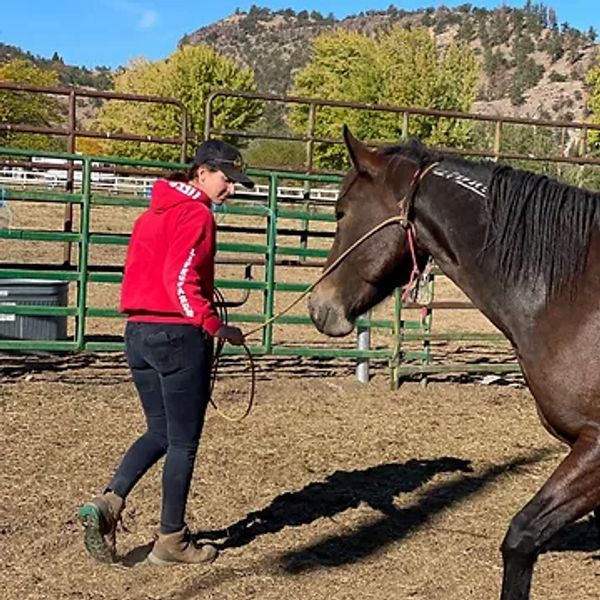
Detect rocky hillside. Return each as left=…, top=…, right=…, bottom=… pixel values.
left=185, top=3, right=599, bottom=123
left=0, top=43, right=113, bottom=90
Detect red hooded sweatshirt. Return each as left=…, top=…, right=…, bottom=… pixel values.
left=120, top=179, right=223, bottom=335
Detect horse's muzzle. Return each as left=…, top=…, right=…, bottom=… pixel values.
left=308, top=292, right=354, bottom=337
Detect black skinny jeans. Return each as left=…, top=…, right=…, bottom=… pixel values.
left=107, top=321, right=213, bottom=533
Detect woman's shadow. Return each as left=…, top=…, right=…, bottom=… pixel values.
left=195, top=456, right=472, bottom=551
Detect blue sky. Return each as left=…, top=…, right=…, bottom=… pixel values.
left=2, top=1, right=598, bottom=69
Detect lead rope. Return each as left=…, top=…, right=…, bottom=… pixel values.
left=209, top=287, right=256, bottom=423
left=210, top=161, right=438, bottom=422
left=208, top=217, right=405, bottom=423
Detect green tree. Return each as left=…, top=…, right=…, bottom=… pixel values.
left=0, top=58, right=64, bottom=150
left=508, top=57, right=544, bottom=105
left=585, top=63, right=600, bottom=152
left=94, top=45, right=263, bottom=161
left=287, top=30, right=381, bottom=168
left=489, top=9, right=510, bottom=45
left=288, top=27, right=479, bottom=169
left=457, top=18, right=476, bottom=42
left=512, top=34, right=535, bottom=65
left=546, top=30, right=565, bottom=62
left=245, top=139, right=306, bottom=170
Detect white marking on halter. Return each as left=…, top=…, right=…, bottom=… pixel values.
left=432, top=167, right=488, bottom=198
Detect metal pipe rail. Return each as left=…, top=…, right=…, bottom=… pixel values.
left=205, top=90, right=600, bottom=176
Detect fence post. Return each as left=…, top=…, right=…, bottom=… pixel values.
left=493, top=120, right=503, bottom=161
left=263, top=174, right=278, bottom=352
left=356, top=311, right=371, bottom=383
left=390, top=287, right=403, bottom=389
left=76, top=157, right=91, bottom=350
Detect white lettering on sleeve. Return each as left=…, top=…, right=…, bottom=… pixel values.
left=177, top=248, right=196, bottom=317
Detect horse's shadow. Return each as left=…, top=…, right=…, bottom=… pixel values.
left=117, top=456, right=473, bottom=568
left=120, top=448, right=577, bottom=576
left=195, top=457, right=472, bottom=551
left=193, top=449, right=570, bottom=573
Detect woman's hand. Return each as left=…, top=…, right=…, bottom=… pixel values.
left=215, top=325, right=245, bottom=346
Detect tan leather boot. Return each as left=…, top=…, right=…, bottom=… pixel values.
left=78, top=491, right=125, bottom=563
left=147, top=526, right=217, bottom=566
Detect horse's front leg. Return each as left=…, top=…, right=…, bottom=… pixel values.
left=500, top=425, right=600, bottom=600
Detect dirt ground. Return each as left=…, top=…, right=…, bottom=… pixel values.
left=1, top=354, right=599, bottom=600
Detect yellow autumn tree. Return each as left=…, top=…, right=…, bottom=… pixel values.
left=289, top=27, right=480, bottom=169
left=585, top=62, right=600, bottom=152
left=94, top=45, right=262, bottom=162
left=0, top=59, right=63, bottom=151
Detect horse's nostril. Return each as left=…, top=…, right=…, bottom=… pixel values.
left=318, top=305, right=335, bottom=330
left=308, top=295, right=336, bottom=331
left=314, top=305, right=330, bottom=330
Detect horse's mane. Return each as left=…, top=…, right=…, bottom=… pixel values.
left=382, top=138, right=600, bottom=298
left=485, top=166, right=600, bottom=298
left=381, top=138, right=445, bottom=166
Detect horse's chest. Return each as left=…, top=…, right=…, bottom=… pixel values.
left=520, top=314, right=600, bottom=442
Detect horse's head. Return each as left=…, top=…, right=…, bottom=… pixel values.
left=308, top=127, right=429, bottom=336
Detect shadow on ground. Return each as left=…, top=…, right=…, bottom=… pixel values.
left=113, top=447, right=566, bottom=600
left=191, top=448, right=558, bottom=573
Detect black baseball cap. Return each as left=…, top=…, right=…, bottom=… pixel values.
left=194, top=139, right=254, bottom=189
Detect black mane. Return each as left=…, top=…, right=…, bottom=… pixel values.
left=484, top=166, right=600, bottom=298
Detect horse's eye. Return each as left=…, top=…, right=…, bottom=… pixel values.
left=335, top=211, right=345, bottom=221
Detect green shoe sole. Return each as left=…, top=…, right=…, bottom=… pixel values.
left=78, top=503, right=115, bottom=564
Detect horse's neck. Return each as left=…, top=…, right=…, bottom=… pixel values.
left=414, top=185, right=539, bottom=345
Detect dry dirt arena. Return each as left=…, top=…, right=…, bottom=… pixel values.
left=2, top=186, right=600, bottom=599
left=2, top=354, right=599, bottom=600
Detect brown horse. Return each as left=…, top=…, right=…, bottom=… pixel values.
left=308, top=126, right=600, bottom=600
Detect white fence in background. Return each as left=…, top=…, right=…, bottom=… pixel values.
left=0, top=161, right=339, bottom=202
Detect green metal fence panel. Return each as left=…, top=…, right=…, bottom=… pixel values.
left=0, top=147, right=89, bottom=351
left=0, top=145, right=515, bottom=382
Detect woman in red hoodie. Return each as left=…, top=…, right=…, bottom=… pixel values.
left=78, top=140, right=254, bottom=566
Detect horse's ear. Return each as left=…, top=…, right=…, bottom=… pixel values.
left=342, top=125, right=384, bottom=177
